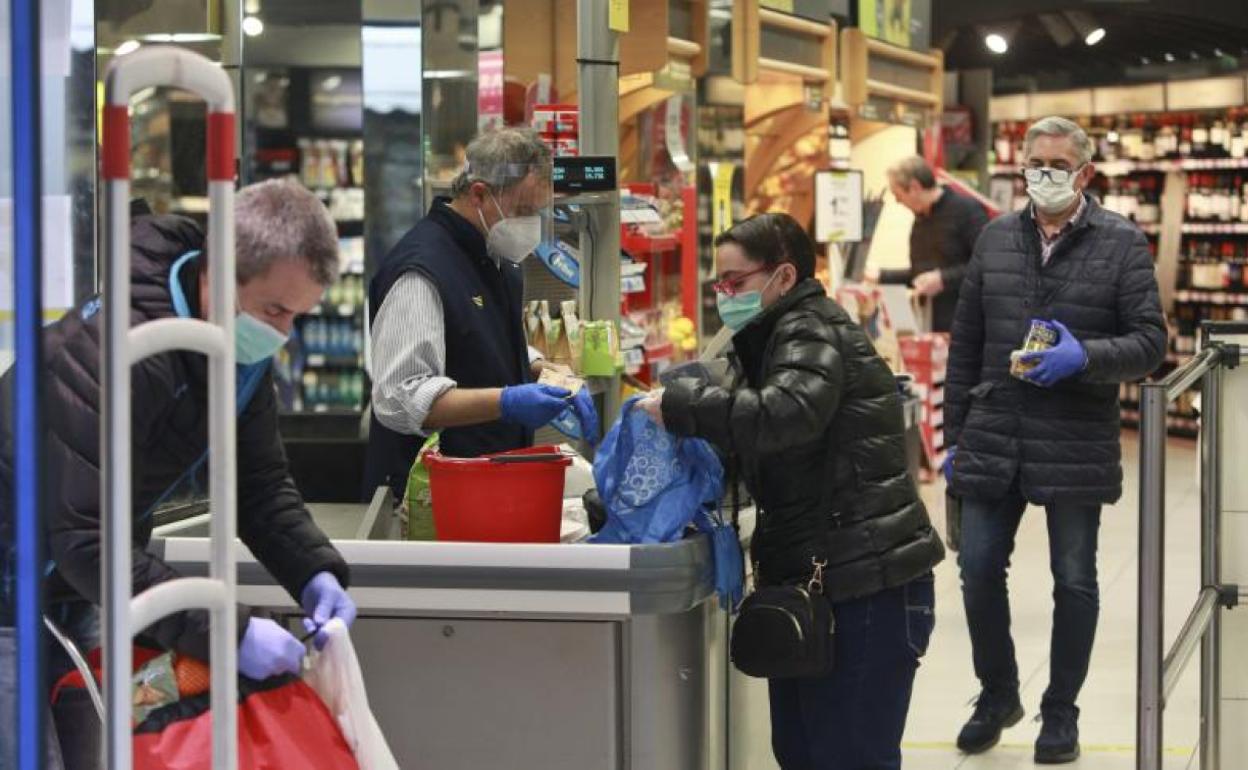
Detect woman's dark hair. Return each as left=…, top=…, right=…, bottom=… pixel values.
left=713, top=212, right=816, bottom=281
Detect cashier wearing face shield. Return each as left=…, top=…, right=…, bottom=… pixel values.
left=0, top=180, right=356, bottom=769
left=364, top=128, right=597, bottom=500
left=639, top=213, right=944, bottom=769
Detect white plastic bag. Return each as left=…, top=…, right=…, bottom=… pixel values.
left=303, top=619, right=400, bottom=770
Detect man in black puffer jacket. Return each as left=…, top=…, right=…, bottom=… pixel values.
left=944, top=116, right=1166, bottom=764
left=644, top=213, right=944, bottom=769
left=0, top=181, right=357, bottom=769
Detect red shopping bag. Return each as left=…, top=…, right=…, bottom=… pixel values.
left=52, top=647, right=361, bottom=770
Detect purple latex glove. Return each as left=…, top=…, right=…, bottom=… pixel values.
left=300, top=572, right=356, bottom=650
left=943, top=445, right=956, bottom=484
left=1018, top=319, right=1087, bottom=388
left=500, top=383, right=572, bottom=428
left=239, top=617, right=305, bottom=680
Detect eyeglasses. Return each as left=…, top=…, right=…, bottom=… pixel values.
left=712, top=266, right=773, bottom=297
left=1023, top=165, right=1084, bottom=185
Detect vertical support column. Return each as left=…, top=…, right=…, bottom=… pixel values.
left=219, top=0, right=243, bottom=171
left=1200, top=360, right=1222, bottom=770
left=10, top=0, right=44, bottom=768
left=577, top=0, right=623, bottom=425
left=1137, top=383, right=1168, bottom=770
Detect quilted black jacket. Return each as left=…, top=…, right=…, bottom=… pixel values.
left=663, top=280, right=944, bottom=601
left=0, top=214, right=349, bottom=655
left=945, top=196, right=1166, bottom=505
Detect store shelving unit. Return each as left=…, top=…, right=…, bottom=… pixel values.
left=244, top=66, right=368, bottom=416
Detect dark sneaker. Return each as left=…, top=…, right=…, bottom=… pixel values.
left=956, top=691, right=1024, bottom=754
left=1035, top=704, right=1081, bottom=764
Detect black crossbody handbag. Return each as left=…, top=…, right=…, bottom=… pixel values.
left=728, top=449, right=836, bottom=680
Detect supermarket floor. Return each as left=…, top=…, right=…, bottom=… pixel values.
left=902, top=433, right=1202, bottom=769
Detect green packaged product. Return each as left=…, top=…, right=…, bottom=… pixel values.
left=403, top=432, right=441, bottom=541
left=132, top=651, right=179, bottom=724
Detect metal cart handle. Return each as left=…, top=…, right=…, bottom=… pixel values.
left=101, top=45, right=238, bottom=770
left=42, top=615, right=104, bottom=722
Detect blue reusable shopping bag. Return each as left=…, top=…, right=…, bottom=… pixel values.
left=590, top=397, right=744, bottom=609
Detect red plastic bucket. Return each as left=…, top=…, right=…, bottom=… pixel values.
left=422, top=445, right=572, bottom=543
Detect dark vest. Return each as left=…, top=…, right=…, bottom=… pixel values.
left=362, top=199, right=532, bottom=499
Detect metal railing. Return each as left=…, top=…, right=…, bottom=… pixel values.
left=1137, top=341, right=1242, bottom=770
left=102, top=47, right=238, bottom=770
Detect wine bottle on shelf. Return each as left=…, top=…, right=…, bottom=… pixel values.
left=1193, top=114, right=1210, bottom=158
left=1233, top=116, right=1248, bottom=160
left=1179, top=115, right=1194, bottom=157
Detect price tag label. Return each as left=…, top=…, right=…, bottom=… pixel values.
left=609, top=0, right=629, bottom=32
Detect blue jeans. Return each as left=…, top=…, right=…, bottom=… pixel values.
left=768, top=575, right=935, bottom=770
left=957, top=490, right=1100, bottom=709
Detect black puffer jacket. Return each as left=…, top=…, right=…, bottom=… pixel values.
left=663, top=280, right=944, bottom=602
left=946, top=196, right=1166, bottom=505
left=0, top=214, right=349, bottom=655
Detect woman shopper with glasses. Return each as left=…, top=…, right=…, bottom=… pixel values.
left=638, top=212, right=945, bottom=769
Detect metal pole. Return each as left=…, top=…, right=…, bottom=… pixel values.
left=10, top=0, right=44, bottom=767
left=1162, top=586, right=1218, bottom=704
left=576, top=0, right=623, bottom=426
left=1200, top=360, right=1222, bottom=770
left=1138, top=383, right=1167, bottom=770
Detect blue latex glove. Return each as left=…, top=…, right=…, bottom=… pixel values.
left=711, top=522, right=745, bottom=611
left=943, top=445, right=956, bottom=484
left=300, top=571, right=356, bottom=650
left=500, top=383, right=572, bottom=429
left=567, top=386, right=600, bottom=445
left=1018, top=319, right=1087, bottom=388
left=239, top=617, right=305, bottom=680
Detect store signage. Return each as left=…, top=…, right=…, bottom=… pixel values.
left=815, top=170, right=864, bottom=244
left=1166, top=75, right=1246, bottom=112
left=553, top=156, right=618, bottom=194
left=856, top=0, right=931, bottom=51
left=1028, top=89, right=1094, bottom=119
left=609, top=0, right=629, bottom=33
left=858, top=96, right=928, bottom=128
left=478, top=51, right=504, bottom=131
left=710, top=162, right=736, bottom=240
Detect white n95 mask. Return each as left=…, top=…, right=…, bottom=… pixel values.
left=481, top=193, right=542, bottom=263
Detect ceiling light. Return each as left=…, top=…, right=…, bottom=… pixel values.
left=115, top=39, right=140, bottom=56
left=1215, top=48, right=1225, bottom=57
left=244, top=0, right=261, bottom=13
left=985, top=33, right=1009, bottom=54
left=321, top=75, right=342, bottom=91
left=1165, top=52, right=1176, bottom=62
left=1141, top=56, right=1151, bottom=65
left=242, top=16, right=264, bottom=37
left=1064, top=11, right=1105, bottom=47
left=139, top=32, right=222, bottom=43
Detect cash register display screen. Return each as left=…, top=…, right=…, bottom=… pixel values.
left=553, top=156, right=617, bottom=193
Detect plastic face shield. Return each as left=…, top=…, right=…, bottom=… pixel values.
left=466, top=158, right=555, bottom=251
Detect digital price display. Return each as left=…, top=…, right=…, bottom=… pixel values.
left=553, top=156, right=618, bottom=194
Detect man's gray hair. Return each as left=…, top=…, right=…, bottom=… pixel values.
left=887, top=155, right=937, bottom=190
left=235, top=178, right=338, bottom=286
left=450, top=127, right=553, bottom=197
left=1024, top=116, right=1094, bottom=165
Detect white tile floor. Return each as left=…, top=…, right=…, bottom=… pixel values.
left=903, top=433, right=1203, bottom=769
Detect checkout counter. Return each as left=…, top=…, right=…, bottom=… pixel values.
left=148, top=392, right=921, bottom=769
left=151, top=493, right=769, bottom=769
